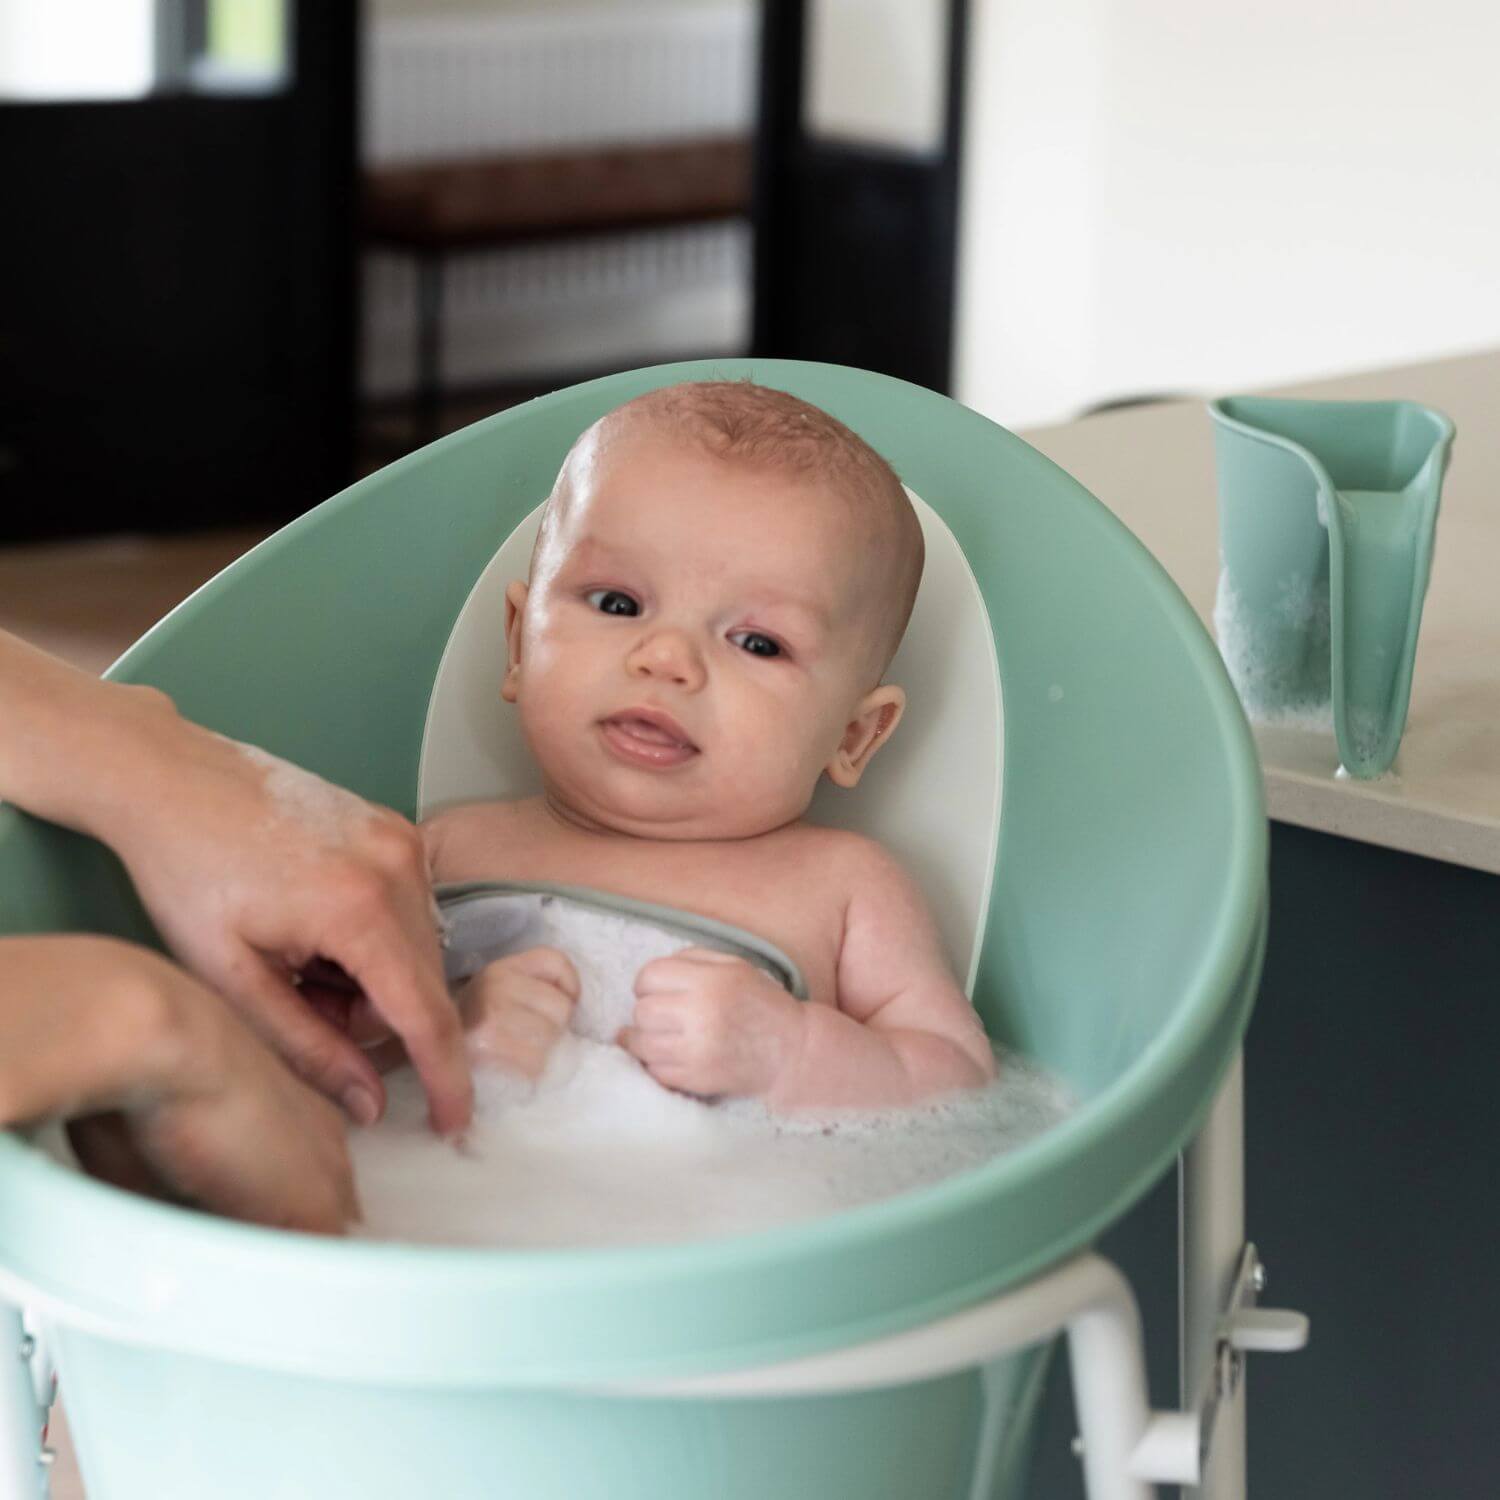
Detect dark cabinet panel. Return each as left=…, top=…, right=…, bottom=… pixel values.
left=752, top=0, right=967, bottom=394
left=0, top=4, right=356, bottom=540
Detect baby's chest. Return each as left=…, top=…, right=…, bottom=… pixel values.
left=443, top=828, right=847, bottom=1005
left=574, top=856, right=842, bottom=1004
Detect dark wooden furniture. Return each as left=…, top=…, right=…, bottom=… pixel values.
left=362, top=137, right=752, bottom=441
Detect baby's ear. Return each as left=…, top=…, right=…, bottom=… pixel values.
left=826, top=685, right=905, bottom=789
left=501, top=580, right=529, bottom=703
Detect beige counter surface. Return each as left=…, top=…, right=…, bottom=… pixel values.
left=1020, top=348, right=1500, bottom=875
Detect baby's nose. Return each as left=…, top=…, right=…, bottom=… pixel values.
left=626, top=628, right=706, bottom=689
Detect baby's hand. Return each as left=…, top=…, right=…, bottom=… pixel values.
left=459, top=947, right=579, bottom=1081
left=619, top=948, right=805, bottom=1099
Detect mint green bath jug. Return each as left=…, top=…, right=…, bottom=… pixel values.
left=1208, top=396, right=1454, bottom=778
left=0, top=360, right=1267, bottom=1500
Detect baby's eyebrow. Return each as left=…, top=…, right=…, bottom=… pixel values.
left=550, top=535, right=648, bottom=581
left=559, top=536, right=835, bottom=634
left=742, top=593, right=833, bottom=635
left=559, top=535, right=626, bottom=566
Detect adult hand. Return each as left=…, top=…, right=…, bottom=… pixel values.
left=105, top=699, right=473, bottom=1134
left=0, top=936, right=358, bottom=1234
left=0, top=633, right=471, bottom=1134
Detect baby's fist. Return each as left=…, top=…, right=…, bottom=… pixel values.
left=459, top=947, right=579, bottom=1081
left=620, top=948, right=803, bottom=1099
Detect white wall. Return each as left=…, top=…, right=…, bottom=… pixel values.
left=955, top=0, right=1500, bottom=428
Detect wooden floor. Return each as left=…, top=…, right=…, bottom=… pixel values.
left=0, top=527, right=270, bottom=674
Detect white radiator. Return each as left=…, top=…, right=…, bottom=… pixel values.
left=361, top=1, right=758, bottom=399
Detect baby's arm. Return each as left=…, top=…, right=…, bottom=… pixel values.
left=625, top=843, right=994, bottom=1111
left=767, top=845, right=995, bottom=1111
left=422, top=812, right=579, bottom=1081
left=459, top=948, right=579, bottom=1081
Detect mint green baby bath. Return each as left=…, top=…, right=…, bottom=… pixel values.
left=0, top=362, right=1265, bottom=1498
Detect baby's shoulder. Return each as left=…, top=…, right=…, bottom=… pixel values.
left=422, top=798, right=536, bottom=879
left=780, top=822, right=915, bottom=894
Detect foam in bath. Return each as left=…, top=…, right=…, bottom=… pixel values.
left=350, top=1038, right=1070, bottom=1249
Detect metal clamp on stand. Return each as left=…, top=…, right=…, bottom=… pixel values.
left=1196, top=1244, right=1308, bottom=1477
left=2, top=1303, right=55, bottom=1500
left=1124, top=1242, right=1309, bottom=1492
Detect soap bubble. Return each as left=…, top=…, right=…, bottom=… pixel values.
left=350, top=1040, right=1071, bottom=1249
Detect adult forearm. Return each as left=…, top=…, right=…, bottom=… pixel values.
left=0, top=934, right=359, bottom=1232
left=0, top=629, right=178, bottom=847
left=0, top=628, right=473, bottom=1135
left=0, top=936, right=188, bottom=1127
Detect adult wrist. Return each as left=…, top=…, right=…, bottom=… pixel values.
left=0, top=937, right=201, bottom=1125
left=69, top=682, right=189, bottom=854
left=93, top=939, right=211, bottom=1104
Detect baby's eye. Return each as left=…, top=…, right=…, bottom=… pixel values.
left=586, top=589, right=639, bottom=617
left=730, top=630, right=782, bottom=659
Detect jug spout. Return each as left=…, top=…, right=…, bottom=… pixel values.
left=1209, top=397, right=1454, bottom=778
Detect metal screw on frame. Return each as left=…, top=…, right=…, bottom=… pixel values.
left=1215, top=1342, right=1243, bottom=1400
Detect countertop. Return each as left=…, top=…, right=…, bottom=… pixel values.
left=1019, top=348, right=1500, bottom=874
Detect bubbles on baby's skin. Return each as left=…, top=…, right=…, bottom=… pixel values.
left=349, top=1042, right=1072, bottom=1249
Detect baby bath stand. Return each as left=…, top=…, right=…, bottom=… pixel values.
left=1, top=1054, right=1305, bottom=1499
left=0, top=357, right=1300, bottom=1499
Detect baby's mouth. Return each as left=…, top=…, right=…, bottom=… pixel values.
left=600, top=711, right=699, bottom=768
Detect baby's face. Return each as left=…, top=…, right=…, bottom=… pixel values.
left=504, top=425, right=900, bottom=840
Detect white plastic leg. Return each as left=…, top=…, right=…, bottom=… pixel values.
left=1063, top=1258, right=1156, bottom=1500
left=1181, top=1053, right=1246, bottom=1500
left=0, top=1304, right=48, bottom=1500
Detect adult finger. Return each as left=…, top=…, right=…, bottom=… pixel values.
left=329, top=911, right=471, bottom=1135
left=66, top=1113, right=167, bottom=1201
left=221, top=947, right=387, bottom=1128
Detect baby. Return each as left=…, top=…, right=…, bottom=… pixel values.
left=426, top=381, right=995, bottom=1112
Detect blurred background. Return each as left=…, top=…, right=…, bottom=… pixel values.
left=5, top=6, right=1500, bottom=1497
left=4, top=1, right=1499, bottom=568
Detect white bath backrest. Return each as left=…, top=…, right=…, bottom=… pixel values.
left=417, top=492, right=1002, bottom=993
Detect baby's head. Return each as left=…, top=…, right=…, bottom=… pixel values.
left=502, top=380, right=924, bottom=839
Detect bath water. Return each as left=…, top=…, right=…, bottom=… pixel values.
left=350, top=1037, right=1071, bottom=1248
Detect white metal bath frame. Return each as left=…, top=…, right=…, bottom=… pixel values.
left=1, top=1049, right=1306, bottom=1500
left=638, top=1051, right=1309, bottom=1500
